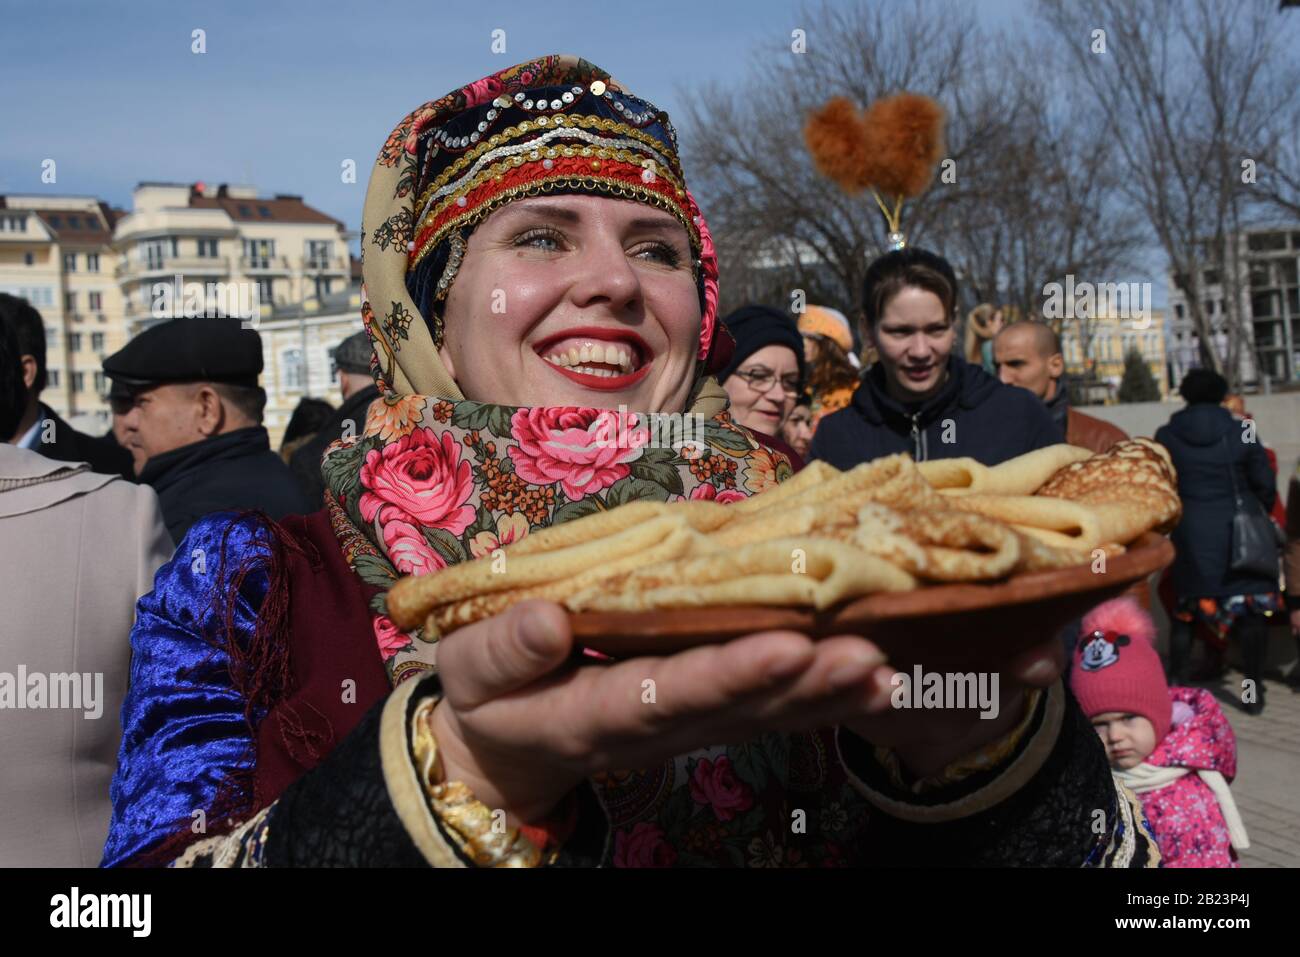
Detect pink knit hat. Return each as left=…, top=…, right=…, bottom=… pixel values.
left=1069, top=597, right=1171, bottom=741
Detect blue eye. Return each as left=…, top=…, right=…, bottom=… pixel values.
left=515, top=228, right=564, bottom=251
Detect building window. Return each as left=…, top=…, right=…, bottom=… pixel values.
left=88, top=291, right=102, bottom=311
left=23, top=252, right=33, bottom=266
left=0, top=214, right=28, bottom=232
left=50, top=215, right=62, bottom=228
left=1174, top=303, right=1184, bottom=320
left=244, top=239, right=275, bottom=269
left=197, top=238, right=219, bottom=257
left=94, top=371, right=106, bottom=393
left=68, top=332, right=83, bottom=351
left=87, top=253, right=100, bottom=272
left=282, top=348, right=305, bottom=391
left=141, top=238, right=171, bottom=270
left=258, top=205, right=272, bottom=218
left=65, top=292, right=77, bottom=313
left=63, top=253, right=77, bottom=272
left=1247, top=232, right=1287, bottom=253
left=91, top=332, right=105, bottom=352
left=71, top=372, right=84, bottom=393
left=306, top=240, right=333, bottom=269
left=47, top=369, right=60, bottom=388
left=238, top=205, right=252, bottom=218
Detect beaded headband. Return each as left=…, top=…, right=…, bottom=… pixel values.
left=407, top=79, right=702, bottom=303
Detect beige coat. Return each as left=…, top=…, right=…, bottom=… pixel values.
left=0, top=444, right=172, bottom=866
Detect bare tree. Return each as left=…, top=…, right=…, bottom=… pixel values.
left=1037, top=0, right=1300, bottom=389
left=678, top=0, right=1144, bottom=355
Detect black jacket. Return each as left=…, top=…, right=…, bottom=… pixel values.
left=809, top=357, right=1063, bottom=469
left=1154, top=403, right=1278, bottom=599
left=29, top=403, right=134, bottom=480
left=289, top=385, right=379, bottom=509
left=139, top=426, right=310, bottom=542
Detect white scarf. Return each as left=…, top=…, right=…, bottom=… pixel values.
left=1117, top=763, right=1250, bottom=851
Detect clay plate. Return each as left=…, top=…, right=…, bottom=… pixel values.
left=567, top=532, right=1174, bottom=669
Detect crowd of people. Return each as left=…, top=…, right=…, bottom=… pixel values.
left=2, top=55, right=1298, bottom=869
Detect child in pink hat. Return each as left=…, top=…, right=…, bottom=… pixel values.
left=1070, top=597, right=1248, bottom=867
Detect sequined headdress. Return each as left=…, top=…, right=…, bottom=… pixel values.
left=360, top=54, right=729, bottom=398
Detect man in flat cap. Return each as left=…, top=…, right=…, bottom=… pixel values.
left=289, top=329, right=380, bottom=508
left=104, top=317, right=310, bottom=541
left=1, top=293, right=134, bottom=479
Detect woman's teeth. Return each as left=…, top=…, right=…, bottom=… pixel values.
left=544, top=343, right=637, bottom=376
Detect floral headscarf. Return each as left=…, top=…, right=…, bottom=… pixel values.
left=328, top=56, right=788, bottom=685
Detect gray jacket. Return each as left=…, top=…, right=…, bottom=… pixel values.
left=0, top=444, right=172, bottom=866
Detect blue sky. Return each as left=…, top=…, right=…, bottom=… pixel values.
left=0, top=0, right=1027, bottom=237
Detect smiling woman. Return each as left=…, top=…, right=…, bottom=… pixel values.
left=103, top=55, right=1154, bottom=870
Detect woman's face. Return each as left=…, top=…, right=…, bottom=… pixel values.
left=1090, top=711, right=1158, bottom=770
left=782, top=404, right=814, bottom=458
left=869, top=286, right=955, bottom=403
left=437, top=194, right=701, bottom=413
left=723, top=343, right=800, bottom=434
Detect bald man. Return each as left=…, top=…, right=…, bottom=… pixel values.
left=994, top=322, right=1127, bottom=454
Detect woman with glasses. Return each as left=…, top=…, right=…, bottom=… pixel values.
left=716, top=305, right=805, bottom=454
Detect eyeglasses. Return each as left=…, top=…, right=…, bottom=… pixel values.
left=732, top=366, right=802, bottom=397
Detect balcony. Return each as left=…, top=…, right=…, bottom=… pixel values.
left=240, top=255, right=292, bottom=273
left=304, top=256, right=349, bottom=272
left=116, top=256, right=234, bottom=279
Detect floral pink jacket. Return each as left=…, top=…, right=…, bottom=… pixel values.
left=1136, top=687, right=1239, bottom=868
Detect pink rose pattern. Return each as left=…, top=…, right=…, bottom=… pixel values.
left=359, top=428, right=476, bottom=534
left=372, top=615, right=412, bottom=662
left=689, top=483, right=748, bottom=505
left=613, top=822, right=678, bottom=868
left=507, top=407, right=650, bottom=500
left=689, top=756, right=755, bottom=822
left=324, top=394, right=792, bottom=686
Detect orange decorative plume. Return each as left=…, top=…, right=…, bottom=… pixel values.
left=803, top=91, right=946, bottom=245
left=860, top=93, right=945, bottom=199
left=803, top=96, right=872, bottom=193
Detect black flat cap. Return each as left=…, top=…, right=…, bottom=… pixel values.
left=332, top=330, right=372, bottom=375
left=103, top=317, right=263, bottom=389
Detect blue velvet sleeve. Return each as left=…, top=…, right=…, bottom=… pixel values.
left=101, top=512, right=272, bottom=867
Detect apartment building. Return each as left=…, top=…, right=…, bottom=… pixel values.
left=1060, top=308, right=1168, bottom=402
left=257, top=288, right=367, bottom=448
left=113, top=181, right=351, bottom=335
left=1166, top=225, right=1300, bottom=389
left=0, top=195, right=129, bottom=432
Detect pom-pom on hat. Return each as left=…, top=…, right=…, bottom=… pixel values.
left=1069, top=597, right=1171, bottom=742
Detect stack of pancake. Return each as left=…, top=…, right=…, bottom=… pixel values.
left=387, top=440, right=1181, bottom=636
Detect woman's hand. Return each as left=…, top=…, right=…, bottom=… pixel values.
left=429, top=600, right=898, bottom=825
left=430, top=600, right=1068, bottom=824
